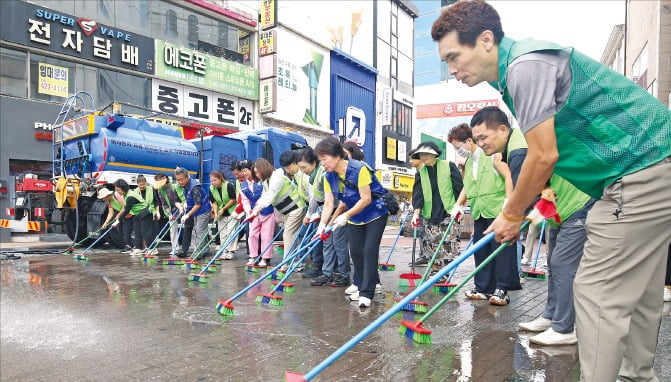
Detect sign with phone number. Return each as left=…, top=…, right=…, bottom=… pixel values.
left=38, top=62, right=68, bottom=97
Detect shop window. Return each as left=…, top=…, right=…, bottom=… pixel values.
left=9, top=159, right=53, bottom=177
left=393, top=101, right=412, bottom=138
left=0, top=48, right=28, bottom=98
left=165, top=10, right=178, bottom=37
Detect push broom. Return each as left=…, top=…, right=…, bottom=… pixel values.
left=246, top=227, right=285, bottom=273
left=522, top=219, right=547, bottom=280
left=277, top=223, right=318, bottom=278
left=63, top=226, right=106, bottom=255
left=433, top=237, right=473, bottom=294
left=163, top=220, right=186, bottom=266
left=73, top=220, right=118, bottom=261
left=141, top=211, right=180, bottom=262
left=216, top=228, right=329, bottom=316
left=378, top=211, right=410, bottom=271
left=283, top=226, right=501, bottom=382
left=185, top=215, right=238, bottom=266
left=400, top=220, right=531, bottom=344
left=268, top=224, right=322, bottom=290
left=187, top=217, right=252, bottom=283
left=285, top=196, right=558, bottom=381
left=257, top=237, right=323, bottom=305
left=395, top=217, right=457, bottom=312
left=397, top=227, right=422, bottom=288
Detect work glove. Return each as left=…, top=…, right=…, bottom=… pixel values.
left=332, top=214, right=349, bottom=230
left=308, top=211, right=321, bottom=223
left=411, top=214, right=420, bottom=227
left=154, top=211, right=161, bottom=220
left=111, top=220, right=119, bottom=228
left=180, top=215, right=189, bottom=224
left=249, top=209, right=260, bottom=218
left=450, top=205, right=463, bottom=223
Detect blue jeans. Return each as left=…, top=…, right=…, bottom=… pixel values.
left=322, top=223, right=350, bottom=279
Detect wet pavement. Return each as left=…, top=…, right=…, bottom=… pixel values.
left=1, top=229, right=670, bottom=381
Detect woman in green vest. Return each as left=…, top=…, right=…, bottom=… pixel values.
left=154, top=173, right=185, bottom=256
left=448, top=123, right=518, bottom=306
left=209, top=170, right=238, bottom=260
left=410, top=142, right=463, bottom=272
left=431, top=3, right=671, bottom=379
left=113, top=176, right=153, bottom=256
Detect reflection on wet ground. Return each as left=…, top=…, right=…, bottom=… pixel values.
left=1, top=242, right=669, bottom=381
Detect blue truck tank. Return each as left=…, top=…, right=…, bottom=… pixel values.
left=61, top=114, right=199, bottom=177
left=228, top=128, right=307, bottom=168
left=193, top=135, right=247, bottom=187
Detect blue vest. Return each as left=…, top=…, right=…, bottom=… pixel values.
left=240, top=180, right=274, bottom=216
left=184, top=179, right=211, bottom=217
left=325, top=159, right=388, bottom=224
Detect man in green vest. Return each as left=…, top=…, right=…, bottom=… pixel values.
left=432, top=2, right=671, bottom=380
left=448, top=123, right=519, bottom=306
left=410, top=141, right=463, bottom=272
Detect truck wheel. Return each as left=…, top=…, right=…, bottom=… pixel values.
left=64, top=209, right=89, bottom=243
left=87, top=199, right=124, bottom=249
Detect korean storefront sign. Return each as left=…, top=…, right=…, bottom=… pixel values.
left=259, top=30, right=276, bottom=56
left=37, top=62, right=68, bottom=97
left=259, top=78, right=277, bottom=113
left=417, top=99, right=500, bottom=119
left=385, top=137, right=397, bottom=161
left=260, top=0, right=277, bottom=31
left=155, top=40, right=259, bottom=101
left=0, top=1, right=154, bottom=74
left=151, top=79, right=254, bottom=129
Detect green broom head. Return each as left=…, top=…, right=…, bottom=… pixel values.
left=256, top=293, right=283, bottom=306
left=271, top=281, right=295, bottom=293
left=284, top=371, right=307, bottom=382
left=523, top=269, right=547, bottom=279
left=251, top=265, right=262, bottom=273
left=432, top=282, right=456, bottom=294
left=266, top=270, right=281, bottom=280
left=188, top=273, right=209, bottom=282
left=73, top=254, right=88, bottom=261
left=185, top=263, right=201, bottom=270
left=397, top=278, right=417, bottom=288
left=399, top=320, right=432, bottom=344
left=216, top=299, right=235, bottom=316
left=378, top=263, right=396, bottom=271
left=204, top=265, right=217, bottom=273
left=141, top=255, right=156, bottom=262
left=277, top=271, right=286, bottom=279
left=64, top=247, right=74, bottom=255
left=163, top=258, right=184, bottom=266
left=394, top=297, right=428, bottom=313
left=213, top=260, right=222, bottom=265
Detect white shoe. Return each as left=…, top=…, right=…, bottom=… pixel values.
left=224, top=252, right=234, bottom=260
left=529, top=328, right=577, bottom=346
left=521, top=258, right=531, bottom=266
left=375, top=284, right=382, bottom=294
left=348, top=292, right=360, bottom=301
left=345, top=284, right=359, bottom=295
left=664, top=287, right=671, bottom=302
left=520, top=276, right=526, bottom=285
left=150, top=248, right=158, bottom=256
left=131, top=248, right=142, bottom=256
left=519, top=317, right=552, bottom=332
left=259, top=259, right=267, bottom=267
left=358, top=297, right=371, bottom=308
left=246, top=257, right=255, bottom=266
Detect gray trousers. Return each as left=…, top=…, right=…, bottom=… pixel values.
left=190, top=213, right=211, bottom=257
left=574, top=157, right=671, bottom=382
left=542, top=201, right=592, bottom=333
left=322, top=224, right=350, bottom=279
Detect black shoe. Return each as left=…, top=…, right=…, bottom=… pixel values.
left=176, top=251, right=188, bottom=258
left=120, top=245, right=132, bottom=254
left=302, top=269, right=321, bottom=279
left=310, top=274, right=330, bottom=286
left=428, top=270, right=448, bottom=283
left=411, top=256, right=430, bottom=266
left=330, top=276, right=350, bottom=287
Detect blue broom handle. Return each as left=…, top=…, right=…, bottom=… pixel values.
left=531, top=219, right=546, bottom=269
left=301, top=231, right=496, bottom=381
left=79, top=221, right=117, bottom=255
left=382, top=212, right=409, bottom=263
left=271, top=239, right=321, bottom=293
left=146, top=211, right=179, bottom=250
left=286, top=223, right=317, bottom=270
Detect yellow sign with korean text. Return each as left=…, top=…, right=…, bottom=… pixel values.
left=386, top=137, right=397, bottom=160
left=260, top=0, right=277, bottom=31
left=38, top=62, right=68, bottom=97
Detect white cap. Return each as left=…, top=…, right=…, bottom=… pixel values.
left=97, top=188, right=113, bottom=199
left=413, top=146, right=440, bottom=157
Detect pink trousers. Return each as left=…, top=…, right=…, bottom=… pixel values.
left=248, top=213, right=276, bottom=259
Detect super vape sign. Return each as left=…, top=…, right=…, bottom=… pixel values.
left=0, top=1, right=154, bottom=74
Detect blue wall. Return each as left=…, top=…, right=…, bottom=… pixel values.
left=330, top=50, right=377, bottom=167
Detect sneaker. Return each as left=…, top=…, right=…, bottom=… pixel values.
left=176, top=251, right=188, bottom=258
left=520, top=273, right=526, bottom=284
left=519, top=317, right=552, bottom=332
left=279, top=264, right=289, bottom=272
left=521, top=258, right=531, bottom=266
left=375, top=284, right=383, bottom=294
left=664, top=287, right=671, bottom=302
left=130, top=248, right=143, bottom=256
left=224, top=252, right=234, bottom=260
left=358, top=296, right=371, bottom=308
left=465, top=288, right=488, bottom=300
left=412, top=256, right=430, bottom=266
left=258, top=259, right=267, bottom=267
left=489, top=288, right=510, bottom=306
left=345, top=284, right=359, bottom=295
left=302, top=269, right=321, bottom=279
left=246, top=257, right=255, bottom=266
left=348, top=292, right=360, bottom=301
left=120, top=246, right=132, bottom=254
left=429, top=270, right=448, bottom=283
left=529, top=328, right=577, bottom=346
left=310, top=274, right=331, bottom=286
left=330, top=276, right=350, bottom=287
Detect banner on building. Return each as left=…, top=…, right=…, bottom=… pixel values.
left=260, top=0, right=277, bottom=30
left=151, top=79, right=254, bottom=129
left=37, top=62, right=68, bottom=97
left=0, top=1, right=154, bottom=74
left=155, top=40, right=259, bottom=100
left=259, top=78, right=277, bottom=113
left=259, top=30, right=277, bottom=56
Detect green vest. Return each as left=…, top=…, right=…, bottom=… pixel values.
left=506, top=128, right=590, bottom=226
left=294, top=171, right=311, bottom=203
left=548, top=175, right=591, bottom=228
left=158, top=183, right=185, bottom=215
left=109, top=198, right=123, bottom=212
left=270, top=172, right=305, bottom=215
left=310, top=164, right=325, bottom=202
left=209, top=182, right=235, bottom=214
left=493, top=36, right=671, bottom=199
left=463, top=152, right=506, bottom=219
left=126, top=188, right=149, bottom=216
left=419, top=160, right=456, bottom=220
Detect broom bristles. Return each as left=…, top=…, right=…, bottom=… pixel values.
left=398, top=320, right=432, bottom=344
left=216, top=299, right=234, bottom=316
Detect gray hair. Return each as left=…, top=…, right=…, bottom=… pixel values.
left=174, top=167, right=189, bottom=178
